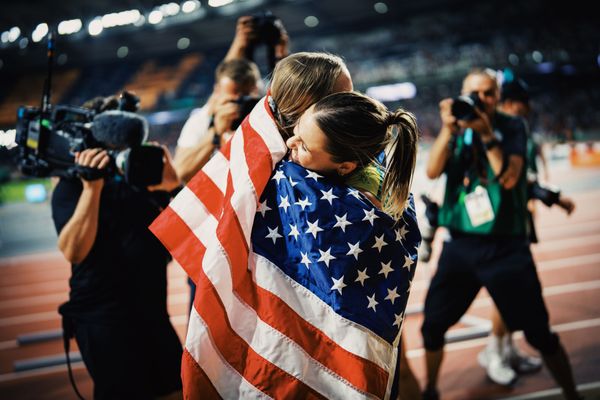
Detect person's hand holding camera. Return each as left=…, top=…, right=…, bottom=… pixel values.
left=226, top=16, right=259, bottom=61
left=458, top=106, right=494, bottom=143
left=75, top=148, right=110, bottom=191
left=274, top=20, right=289, bottom=61
left=213, top=94, right=241, bottom=137
left=439, top=98, right=459, bottom=134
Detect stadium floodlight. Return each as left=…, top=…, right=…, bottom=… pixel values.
left=31, top=23, right=49, bottom=42
left=366, top=82, right=417, bottom=102
left=161, top=2, right=181, bottom=16
left=148, top=10, right=164, bottom=24
left=8, top=27, right=21, bottom=42
left=58, top=19, right=82, bottom=35
left=182, top=0, right=200, bottom=13
left=304, top=16, right=319, bottom=28
left=88, top=18, right=104, bottom=36
left=101, top=10, right=141, bottom=28
left=208, top=0, right=234, bottom=7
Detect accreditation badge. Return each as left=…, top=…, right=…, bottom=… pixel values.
left=464, top=185, right=494, bottom=227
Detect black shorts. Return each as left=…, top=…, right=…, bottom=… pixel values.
left=421, top=234, right=558, bottom=354
left=74, top=318, right=183, bottom=400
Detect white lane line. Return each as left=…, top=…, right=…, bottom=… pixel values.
left=410, top=254, right=600, bottom=292
left=534, top=233, right=600, bottom=252
left=0, top=362, right=86, bottom=383
left=499, top=380, right=600, bottom=400
left=471, top=280, right=600, bottom=309
left=406, top=317, right=600, bottom=359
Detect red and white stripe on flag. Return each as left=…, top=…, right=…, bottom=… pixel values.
left=150, top=97, right=398, bottom=399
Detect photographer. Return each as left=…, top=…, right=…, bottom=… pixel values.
left=174, top=14, right=289, bottom=183
left=174, top=58, right=261, bottom=182
left=420, top=69, right=580, bottom=400
left=51, top=100, right=184, bottom=399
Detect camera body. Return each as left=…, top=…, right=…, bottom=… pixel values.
left=14, top=94, right=163, bottom=186
left=231, top=95, right=261, bottom=129
left=246, top=11, right=284, bottom=72
left=451, top=93, right=485, bottom=121
left=252, top=12, right=283, bottom=47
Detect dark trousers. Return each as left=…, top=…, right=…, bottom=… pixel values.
left=74, top=318, right=183, bottom=399
left=421, top=234, right=559, bottom=355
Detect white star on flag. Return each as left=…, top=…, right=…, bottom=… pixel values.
left=333, top=213, right=352, bottom=232
left=317, top=247, right=336, bottom=267
left=305, top=219, right=323, bottom=239
left=306, top=170, right=323, bottom=181
left=271, top=169, right=285, bottom=184
left=362, top=208, right=379, bottom=226
left=257, top=200, right=272, bottom=217
left=367, top=294, right=378, bottom=311
left=355, top=268, right=369, bottom=286
left=403, top=255, right=414, bottom=270
left=384, top=287, right=400, bottom=304
left=395, top=225, right=409, bottom=242
left=300, top=252, right=311, bottom=268
left=265, top=226, right=282, bottom=244
left=289, top=176, right=298, bottom=187
left=330, top=275, right=347, bottom=295
left=348, top=188, right=362, bottom=199
left=279, top=195, right=291, bottom=212
left=379, top=261, right=394, bottom=278
left=346, top=241, right=363, bottom=260
left=320, top=189, right=338, bottom=205
left=393, top=313, right=404, bottom=327
left=372, top=234, right=387, bottom=252
left=288, top=224, right=300, bottom=240
left=295, top=197, right=313, bottom=210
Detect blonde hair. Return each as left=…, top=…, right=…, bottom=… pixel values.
left=270, top=52, right=348, bottom=138
left=313, top=91, right=419, bottom=220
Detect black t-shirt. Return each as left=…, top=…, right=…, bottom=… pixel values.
left=51, top=176, right=172, bottom=324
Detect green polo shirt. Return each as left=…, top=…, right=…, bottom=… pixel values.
left=438, top=112, right=529, bottom=236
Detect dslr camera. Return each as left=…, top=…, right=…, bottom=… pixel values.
left=14, top=91, right=164, bottom=187
left=231, top=95, right=261, bottom=129
left=245, top=11, right=285, bottom=72
left=451, top=93, right=485, bottom=121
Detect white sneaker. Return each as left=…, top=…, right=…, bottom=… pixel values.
left=505, top=345, right=543, bottom=374
left=478, top=346, right=518, bottom=386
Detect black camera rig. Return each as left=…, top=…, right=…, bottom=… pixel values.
left=11, top=32, right=163, bottom=187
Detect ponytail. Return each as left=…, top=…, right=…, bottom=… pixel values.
left=381, top=109, right=419, bottom=219
left=312, top=92, right=419, bottom=220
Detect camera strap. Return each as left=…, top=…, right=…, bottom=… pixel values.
left=61, top=316, right=86, bottom=400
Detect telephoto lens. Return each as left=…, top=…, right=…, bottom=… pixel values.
left=451, top=93, right=484, bottom=121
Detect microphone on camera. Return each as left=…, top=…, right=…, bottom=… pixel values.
left=91, top=110, right=148, bottom=150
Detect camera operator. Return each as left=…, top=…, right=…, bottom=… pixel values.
left=420, top=69, right=580, bottom=400
left=51, top=99, right=184, bottom=399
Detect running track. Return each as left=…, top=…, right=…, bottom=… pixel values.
left=0, top=158, right=598, bottom=399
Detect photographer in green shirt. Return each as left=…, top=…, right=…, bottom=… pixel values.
left=420, top=68, right=580, bottom=400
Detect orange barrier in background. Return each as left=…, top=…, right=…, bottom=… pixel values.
left=570, top=142, right=600, bottom=167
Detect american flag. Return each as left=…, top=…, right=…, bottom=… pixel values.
left=150, top=96, right=420, bottom=399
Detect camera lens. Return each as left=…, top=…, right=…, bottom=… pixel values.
left=451, top=93, right=482, bottom=121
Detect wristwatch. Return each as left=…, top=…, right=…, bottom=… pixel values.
left=483, top=138, right=501, bottom=151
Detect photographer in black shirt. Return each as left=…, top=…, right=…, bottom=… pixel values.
left=51, top=98, right=184, bottom=399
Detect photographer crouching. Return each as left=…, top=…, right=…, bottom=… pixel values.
left=51, top=94, right=183, bottom=399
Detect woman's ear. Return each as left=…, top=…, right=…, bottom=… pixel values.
left=337, top=161, right=358, bottom=177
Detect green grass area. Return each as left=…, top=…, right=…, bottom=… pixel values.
left=0, top=178, right=53, bottom=204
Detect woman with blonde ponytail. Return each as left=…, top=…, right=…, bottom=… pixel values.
left=286, top=90, right=419, bottom=220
